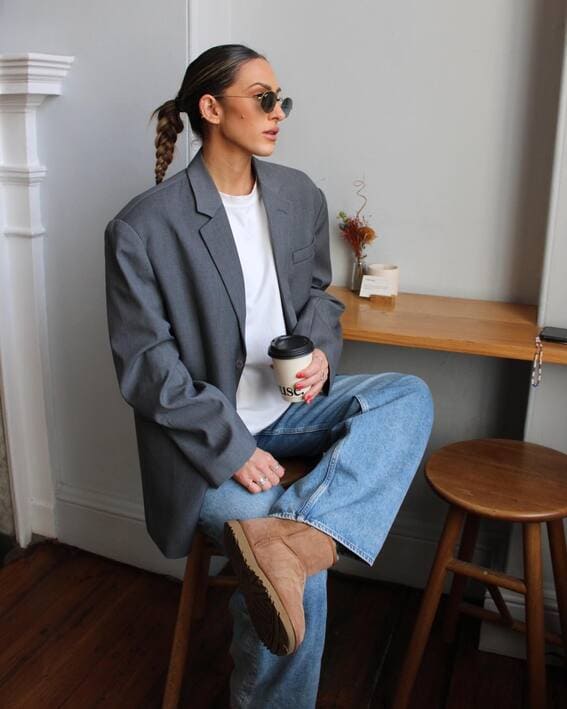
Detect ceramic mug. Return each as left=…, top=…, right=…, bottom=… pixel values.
left=366, top=263, right=399, bottom=295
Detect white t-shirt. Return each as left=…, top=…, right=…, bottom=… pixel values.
left=220, top=182, right=290, bottom=434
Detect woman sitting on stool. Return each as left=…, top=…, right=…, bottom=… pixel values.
left=104, top=43, right=434, bottom=708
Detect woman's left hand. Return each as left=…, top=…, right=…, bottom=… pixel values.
left=295, top=348, right=329, bottom=404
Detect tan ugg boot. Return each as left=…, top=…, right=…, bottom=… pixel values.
left=224, top=517, right=338, bottom=656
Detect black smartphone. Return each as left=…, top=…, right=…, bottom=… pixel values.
left=539, top=326, right=567, bottom=344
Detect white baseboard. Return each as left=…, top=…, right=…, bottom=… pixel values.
left=56, top=483, right=186, bottom=578
left=336, top=514, right=500, bottom=590
left=54, top=483, right=565, bottom=664
left=334, top=527, right=443, bottom=588
left=31, top=498, right=56, bottom=538
left=55, top=483, right=506, bottom=590
left=479, top=589, right=563, bottom=665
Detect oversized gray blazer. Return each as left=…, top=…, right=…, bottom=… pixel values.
left=104, top=149, right=345, bottom=558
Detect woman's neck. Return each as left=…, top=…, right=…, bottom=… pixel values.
left=201, top=143, right=255, bottom=196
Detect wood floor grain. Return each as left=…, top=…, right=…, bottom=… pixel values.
left=0, top=542, right=565, bottom=708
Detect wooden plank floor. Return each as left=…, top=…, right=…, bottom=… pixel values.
left=0, top=542, right=565, bottom=708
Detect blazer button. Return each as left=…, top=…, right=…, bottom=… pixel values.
left=235, top=359, right=244, bottom=369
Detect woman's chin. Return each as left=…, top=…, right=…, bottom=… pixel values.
left=253, top=142, right=277, bottom=158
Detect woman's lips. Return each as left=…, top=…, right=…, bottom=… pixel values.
left=263, top=129, right=279, bottom=141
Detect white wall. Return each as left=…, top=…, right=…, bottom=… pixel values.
left=0, top=1, right=564, bottom=583
left=231, top=0, right=564, bottom=303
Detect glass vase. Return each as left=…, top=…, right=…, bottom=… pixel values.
left=350, top=255, right=367, bottom=292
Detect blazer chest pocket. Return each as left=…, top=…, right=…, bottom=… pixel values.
left=292, top=242, right=315, bottom=264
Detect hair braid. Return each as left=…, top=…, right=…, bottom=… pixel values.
left=152, top=99, right=184, bottom=185
left=150, top=45, right=264, bottom=184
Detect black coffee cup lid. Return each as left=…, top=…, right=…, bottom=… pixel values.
left=268, top=335, right=314, bottom=359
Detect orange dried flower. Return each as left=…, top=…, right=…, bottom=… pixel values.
left=337, top=211, right=377, bottom=259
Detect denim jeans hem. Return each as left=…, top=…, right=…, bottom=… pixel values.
left=268, top=512, right=375, bottom=566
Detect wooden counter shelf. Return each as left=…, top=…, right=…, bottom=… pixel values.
left=328, top=286, right=567, bottom=365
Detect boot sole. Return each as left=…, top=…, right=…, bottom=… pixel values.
left=224, top=520, right=297, bottom=656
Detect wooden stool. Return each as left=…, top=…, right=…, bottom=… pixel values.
left=162, top=458, right=314, bottom=709
left=393, top=439, right=567, bottom=709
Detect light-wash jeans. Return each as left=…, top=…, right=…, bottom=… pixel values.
left=199, top=373, right=434, bottom=709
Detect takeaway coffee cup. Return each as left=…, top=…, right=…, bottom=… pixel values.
left=268, top=335, right=314, bottom=402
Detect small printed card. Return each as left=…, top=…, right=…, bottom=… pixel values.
left=359, top=275, right=395, bottom=298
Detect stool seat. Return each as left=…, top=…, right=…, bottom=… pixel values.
left=426, top=438, right=567, bottom=522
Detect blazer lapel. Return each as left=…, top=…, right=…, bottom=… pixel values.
left=187, top=151, right=246, bottom=346
left=253, top=158, right=297, bottom=332
left=200, top=213, right=247, bottom=344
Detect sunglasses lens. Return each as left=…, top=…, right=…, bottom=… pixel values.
left=281, top=97, right=293, bottom=117
left=260, top=92, right=278, bottom=113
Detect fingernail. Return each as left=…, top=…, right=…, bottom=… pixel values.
left=297, top=372, right=304, bottom=378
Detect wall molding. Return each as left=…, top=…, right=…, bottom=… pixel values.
left=0, top=52, right=74, bottom=546
left=31, top=499, right=56, bottom=538
left=0, top=165, right=47, bottom=185
left=57, top=481, right=146, bottom=524
left=56, top=479, right=507, bottom=588
left=0, top=53, right=75, bottom=95
left=480, top=589, right=562, bottom=665
left=56, top=483, right=188, bottom=579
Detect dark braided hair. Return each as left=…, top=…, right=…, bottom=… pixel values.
left=151, top=44, right=265, bottom=185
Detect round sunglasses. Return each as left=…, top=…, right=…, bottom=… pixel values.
left=214, top=90, right=293, bottom=117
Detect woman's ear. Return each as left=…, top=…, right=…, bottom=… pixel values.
left=199, top=94, right=221, bottom=126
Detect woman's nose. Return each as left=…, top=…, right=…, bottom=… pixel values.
left=272, top=101, right=286, bottom=121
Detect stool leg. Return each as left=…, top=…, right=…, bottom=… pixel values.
left=162, top=532, right=206, bottom=709
left=443, top=513, right=481, bottom=644
left=547, top=519, right=567, bottom=670
left=392, top=505, right=465, bottom=709
left=193, top=547, right=212, bottom=621
left=523, top=522, right=546, bottom=709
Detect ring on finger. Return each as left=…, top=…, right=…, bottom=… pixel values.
left=258, top=475, right=268, bottom=486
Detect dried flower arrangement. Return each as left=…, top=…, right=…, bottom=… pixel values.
left=337, top=179, right=377, bottom=259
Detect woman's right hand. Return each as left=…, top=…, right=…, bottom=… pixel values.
left=233, top=448, right=285, bottom=494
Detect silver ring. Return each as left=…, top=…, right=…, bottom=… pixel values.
left=258, top=475, right=268, bottom=486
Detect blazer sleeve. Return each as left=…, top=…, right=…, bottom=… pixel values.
left=104, top=218, right=256, bottom=487
left=291, top=188, right=345, bottom=393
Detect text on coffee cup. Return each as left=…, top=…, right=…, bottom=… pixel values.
left=279, top=384, right=305, bottom=398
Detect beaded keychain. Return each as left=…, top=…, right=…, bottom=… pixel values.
left=531, top=335, right=543, bottom=387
